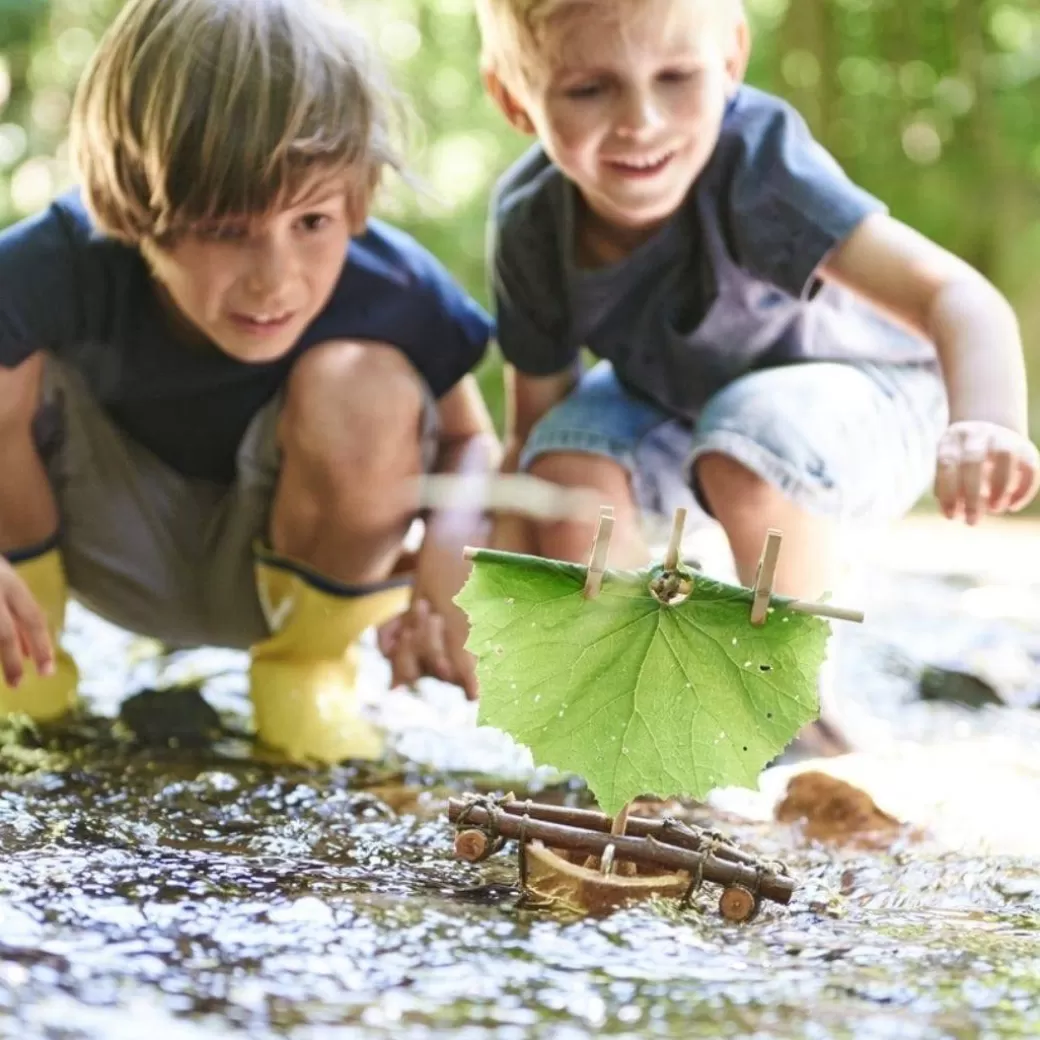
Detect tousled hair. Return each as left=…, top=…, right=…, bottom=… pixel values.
left=476, top=0, right=746, bottom=92
left=71, top=0, right=404, bottom=243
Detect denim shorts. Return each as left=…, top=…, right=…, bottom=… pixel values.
left=520, top=360, right=948, bottom=528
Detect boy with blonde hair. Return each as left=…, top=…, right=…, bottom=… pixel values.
left=0, top=0, right=497, bottom=761
left=476, top=0, right=1039, bottom=751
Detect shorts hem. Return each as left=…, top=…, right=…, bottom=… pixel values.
left=519, top=429, right=638, bottom=474
left=687, top=430, right=845, bottom=518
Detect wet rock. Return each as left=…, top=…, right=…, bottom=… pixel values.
left=918, top=665, right=1005, bottom=709
left=118, top=685, right=223, bottom=748
left=775, top=772, right=906, bottom=847
left=995, top=877, right=1040, bottom=900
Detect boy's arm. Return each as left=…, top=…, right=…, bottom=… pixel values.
left=384, top=363, right=581, bottom=697
left=384, top=375, right=499, bottom=699
left=503, top=361, right=582, bottom=465
left=492, top=361, right=582, bottom=552
left=820, top=212, right=1039, bottom=523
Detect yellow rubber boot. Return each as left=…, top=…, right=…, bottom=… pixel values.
left=249, top=546, right=411, bottom=763
left=0, top=546, right=79, bottom=721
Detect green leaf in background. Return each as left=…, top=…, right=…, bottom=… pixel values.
left=456, top=551, right=830, bottom=816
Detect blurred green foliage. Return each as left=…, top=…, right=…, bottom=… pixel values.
left=1, top=0, right=1039, bottom=435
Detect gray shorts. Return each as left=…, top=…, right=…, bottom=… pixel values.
left=34, top=357, right=436, bottom=651
left=520, top=359, right=948, bottom=531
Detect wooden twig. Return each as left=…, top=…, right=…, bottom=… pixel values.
left=610, top=802, right=631, bottom=837
left=491, top=800, right=762, bottom=869
left=663, top=508, right=687, bottom=571
left=583, top=506, right=614, bottom=599
left=447, top=799, right=795, bottom=904
left=786, top=600, right=865, bottom=624
left=455, top=830, right=489, bottom=862
left=751, top=529, right=782, bottom=626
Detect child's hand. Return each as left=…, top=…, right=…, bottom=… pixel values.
left=0, top=558, right=54, bottom=687
left=935, top=420, right=1040, bottom=524
left=377, top=597, right=478, bottom=701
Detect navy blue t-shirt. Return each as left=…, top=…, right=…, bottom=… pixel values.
left=0, top=189, right=491, bottom=483
left=490, top=86, right=937, bottom=423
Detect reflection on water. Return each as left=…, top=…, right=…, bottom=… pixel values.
left=0, top=520, right=1038, bottom=1039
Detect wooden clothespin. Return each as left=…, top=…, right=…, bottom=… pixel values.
left=749, top=527, right=866, bottom=625
left=750, top=529, right=782, bottom=626
left=664, top=507, right=687, bottom=572
left=583, top=506, right=615, bottom=599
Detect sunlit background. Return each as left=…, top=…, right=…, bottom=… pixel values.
left=1, top=0, right=1038, bottom=441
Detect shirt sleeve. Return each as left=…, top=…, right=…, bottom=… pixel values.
left=421, top=275, right=493, bottom=397
left=0, top=201, right=83, bottom=366
left=722, top=94, right=887, bottom=300
left=488, top=181, right=578, bottom=377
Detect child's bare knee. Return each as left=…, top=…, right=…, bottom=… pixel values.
left=528, top=450, right=628, bottom=489
left=695, top=452, right=771, bottom=514
left=282, top=342, right=424, bottom=480
left=0, top=354, right=44, bottom=431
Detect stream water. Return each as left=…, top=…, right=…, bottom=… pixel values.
left=0, top=519, right=1037, bottom=1039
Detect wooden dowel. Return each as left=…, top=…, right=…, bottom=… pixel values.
left=461, top=546, right=864, bottom=624
left=417, top=473, right=601, bottom=522
left=786, top=601, right=865, bottom=624
left=447, top=800, right=795, bottom=904
left=663, top=508, right=687, bottom=571
left=492, top=800, right=761, bottom=868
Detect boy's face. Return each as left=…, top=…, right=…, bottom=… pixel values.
left=145, top=170, right=360, bottom=363
left=494, top=0, right=747, bottom=237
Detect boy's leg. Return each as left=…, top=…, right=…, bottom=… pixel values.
left=690, top=362, right=946, bottom=589
left=0, top=354, right=79, bottom=720
left=689, top=361, right=947, bottom=753
left=695, top=453, right=840, bottom=602
left=522, top=361, right=695, bottom=566
left=270, top=342, right=426, bottom=583
left=527, top=453, right=648, bottom=566
left=695, top=453, right=847, bottom=755
left=0, top=355, right=58, bottom=550
left=248, top=342, right=434, bottom=763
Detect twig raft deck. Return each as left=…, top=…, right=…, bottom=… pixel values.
left=491, top=799, right=763, bottom=869
left=447, top=798, right=796, bottom=906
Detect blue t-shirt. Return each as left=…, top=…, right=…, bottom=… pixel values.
left=489, top=86, right=937, bottom=422
left=0, top=189, right=491, bottom=483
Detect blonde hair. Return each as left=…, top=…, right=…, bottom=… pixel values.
left=476, top=0, right=746, bottom=92
left=71, top=0, right=403, bottom=244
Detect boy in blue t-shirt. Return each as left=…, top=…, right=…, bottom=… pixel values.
left=0, top=0, right=498, bottom=762
left=475, top=0, right=1040, bottom=752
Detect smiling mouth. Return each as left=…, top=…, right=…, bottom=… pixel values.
left=230, top=311, right=295, bottom=333
left=603, top=149, right=677, bottom=177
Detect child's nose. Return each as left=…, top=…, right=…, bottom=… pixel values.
left=615, top=88, right=665, bottom=138
left=245, top=240, right=291, bottom=296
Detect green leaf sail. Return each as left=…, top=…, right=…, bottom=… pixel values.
left=456, top=551, right=830, bottom=816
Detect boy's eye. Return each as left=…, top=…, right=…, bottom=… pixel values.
left=563, top=80, right=606, bottom=100
left=298, top=213, right=332, bottom=232
left=659, top=69, right=696, bottom=85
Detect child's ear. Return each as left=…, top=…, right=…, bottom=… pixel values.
left=724, top=18, right=751, bottom=92
left=482, top=68, right=536, bottom=135
left=345, top=195, right=368, bottom=236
